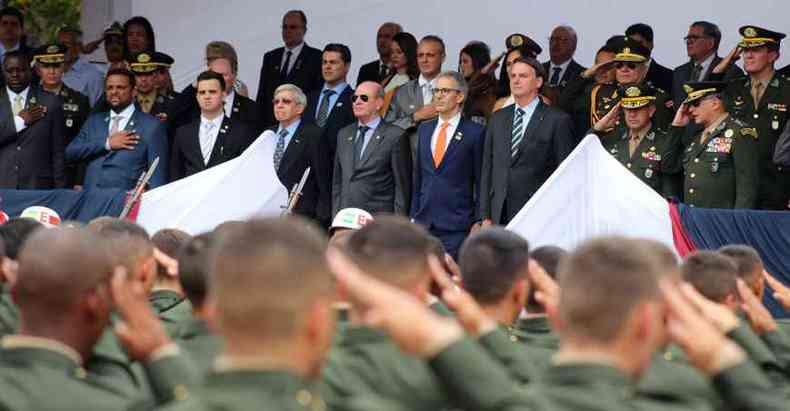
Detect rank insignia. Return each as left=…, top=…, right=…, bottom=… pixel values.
left=768, top=103, right=787, bottom=111
left=741, top=127, right=758, bottom=139
left=646, top=132, right=655, bottom=141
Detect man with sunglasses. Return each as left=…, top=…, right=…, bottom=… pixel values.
left=255, top=10, right=323, bottom=129
left=409, top=70, right=484, bottom=259
left=672, top=21, right=743, bottom=110
left=591, top=83, right=681, bottom=198
left=671, top=81, right=759, bottom=209
left=710, top=26, right=790, bottom=211
left=333, top=81, right=411, bottom=218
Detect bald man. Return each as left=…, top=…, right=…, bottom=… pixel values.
left=0, top=227, right=194, bottom=410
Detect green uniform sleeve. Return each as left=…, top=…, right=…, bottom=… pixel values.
left=732, top=129, right=760, bottom=208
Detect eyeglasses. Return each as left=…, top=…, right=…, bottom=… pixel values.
left=273, top=97, right=294, bottom=105
left=683, top=35, right=710, bottom=42
left=351, top=94, right=370, bottom=103
left=614, top=62, right=638, bottom=70
left=432, top=87, right=460, bottom=96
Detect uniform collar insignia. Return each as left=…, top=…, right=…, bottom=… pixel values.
left=646, top=131, right=655, bottom=141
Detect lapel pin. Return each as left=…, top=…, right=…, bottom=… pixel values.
left=336, top=102, right=343, bottom=107
left=295, top=139, right=301, bottom=144
left=375, top=135, right=381, bottom=140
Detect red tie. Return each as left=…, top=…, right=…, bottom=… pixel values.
left=433, top=122, right=449, bottom=166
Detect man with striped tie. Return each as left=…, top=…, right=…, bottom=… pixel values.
left=410, top=70, right=484, bottom=258
left=480, top=57, right=575, bottom=225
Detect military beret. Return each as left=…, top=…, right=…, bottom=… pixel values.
left=620, top=83, right=657, bottom=109
left=612, top=37, right=650, bottom=63
left=682, top=81, right=728, bottom=105
left=738, top=25, right=786, bottom=49
left=505, top=33, right=542, bottom=57
left=33, top=44, right=66, bottom=64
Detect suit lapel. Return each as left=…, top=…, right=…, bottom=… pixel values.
left=359, top=124, right=385, bottom=167
left=341, top=125, right=357, bottom=172
left=498, top=106, right=516, bottom=164
left=186, top=121, right=203, bottom=167
left=702, top=57, right=721, bottom=80
left=0, top=88, right=14, bottom=131
left=279, top=121, right=307, bottom=174
left=421, top=120, right=438, bottom=170
left=207, top=117, right=231, bottom=166
left=512, top=101, right=546, bottom=164
left=411, top=81, right=424, bottom=108
left=124, top=110, right=139, bottom=133
left=273, top=48, right=285, bottom=76
left=328, top=85, right=351, bottom=123
left=438, top=119, right=466, bottom=171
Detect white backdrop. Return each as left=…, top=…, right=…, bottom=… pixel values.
left=85, top=0, right=790, bottom=95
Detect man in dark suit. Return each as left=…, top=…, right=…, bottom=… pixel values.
left=66, top=68, right=168, bottom=190
left=0, top=51, right=66, bottom=189
left=271, top=84, right=331, bottom=224
left=333, top=81, right=411, bottom=217
left=410, top=71, right=484, bottom=258
left=170, top=71, right=255, bottom=181
left=542, top=25, right=585, bottom=102
left=255, top=10, right=322, bottom=129
left=303, top=43, right=355, bottom=164
left=0, top=7, right=33, bottom=86
left=627, top=23, right=674, bottom=97
left=673, top=21, right=744, bottom=109
left=480, top=57, right=575, bottom=225
left=356, top=22, right=402, bottom=85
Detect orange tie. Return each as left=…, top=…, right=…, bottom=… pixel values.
left=434, top=122, right=449, bottom=167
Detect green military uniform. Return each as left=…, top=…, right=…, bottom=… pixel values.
left=510, top=316, right=560, bottom=351
left=637, top=348, right=722, bottom=410
left=591, top=83, right=674, bottom=132
left=713, top=26, right=790, bottom=210
left=0, top=335, right=196, bottom=410
left=149, top=289, right=194, bottom=339
left=0, top=287, right=19, bottom=337
left=592, top=84, right=683, bottom=198
left=678, top=82, right=760, bottom=208
left=33, top=43, right=92, bottom=187
left=175, top=317, right=222, bottom=376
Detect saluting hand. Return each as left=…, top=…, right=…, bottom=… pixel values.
left=430, top=255, right=497, bottom=337
left=712, top=46, right=742, bottom=74
left=593, top=102, right=621, bottom=132
left=581, top=60, right=615, bottom=79
left=481, top=51, right=506, bottom=75
left=764, top=271, right=790, bottom=311
left=737, top=279, right=777, bottom=335
left=671, top=103, right=692, bottom=127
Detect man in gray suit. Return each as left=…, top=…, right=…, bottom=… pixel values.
left=333, top=81, right=411, bottom=217
left=384, top=35, right=445, bottom=161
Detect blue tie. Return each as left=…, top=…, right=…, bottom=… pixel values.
left=316, top=89, right=335, bottom=127
left=273, top=128, right=288, bottom=170
left=511, top=108, right=525, bottom=157
left=354, top=125, right=370, bottom=165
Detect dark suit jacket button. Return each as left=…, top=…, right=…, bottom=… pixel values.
left=16, top=146, right=21, bottom=151
left=13, top=165, right=18, bottom=171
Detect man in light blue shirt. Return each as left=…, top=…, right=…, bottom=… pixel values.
left=58, top=27, right=104, bottom=106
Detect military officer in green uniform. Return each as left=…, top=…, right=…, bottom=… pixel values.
left=671, top=81, right=760, bottom=208
left=33, top=43, right=91, bottom=188
left=129, top=51, right=176, bottom=122
left=590, top=83, right=682, bottom=198
left=708, top=26, right=790, bottom=210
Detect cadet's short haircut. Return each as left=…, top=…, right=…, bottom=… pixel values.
left=718, top=245, right=764, bottom=287
left=346, top=216, right=432, bottom=288
left=460, top=227, right=530, bottom=305
left=323, top=43, right=352, bottom=64
left=691, top=21, right=722, bottom=49
left=15, top=228, right=113, bottom=322
left=525, top=245, right=567, bottom=312
left=87, top=219, right=152, bottom=275
left=152, top=228, right=191, bottom=280
left=106, top=68, right=136, bottom=88
left=205, top=41, right=239, bottom=74
left=682, top=251, right=738, bottom=303
left=626, top=23, right=654, bottom=43
left=420, top=35, right=446, bottom=55
left=558, top=237, right=662, bottom=343
left=197, top=70, right=226, bottom=91
left=511, top=56, right=546, bottom=80
left=213, top=217, right=329, bottom=340
left=177, top=232, right=216, bottom=308
left=0, top=218, right=42, bottom=260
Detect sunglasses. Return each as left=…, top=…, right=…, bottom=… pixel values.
left=273, top=97, right=294, bottom=105
left=614, top=62, right=638, bottom=70
left=351, top=94, right=370, bottom=103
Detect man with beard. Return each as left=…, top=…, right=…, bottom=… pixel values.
left=66, top=68, right=168, bottom=190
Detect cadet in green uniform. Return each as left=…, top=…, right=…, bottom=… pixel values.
left=33, top=43, right=91, bottom=188
left=710, top=26, right=790, bottom=210
left=590, top=83, right=682, bottom=198
left=671, top=81, right=760, bottom=208
left=150, top=228, right=194, bottom=339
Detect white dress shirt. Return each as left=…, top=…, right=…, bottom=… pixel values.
left=418, top=74, right=437, bottom=105
left=696, top=53, right=717, bottom=81
left=199, top=115, right=223, bottom=164
left=105, top=103, right=136, bottom=151
left=280, top=42, right=305, bottom=75
left=7, top=86, right=29, bottom=132
left=431, top=112, right=461, bottom=155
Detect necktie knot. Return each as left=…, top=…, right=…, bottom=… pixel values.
left=323, top=89, right=335, bottom=97
left=279, top=128, right=289, bottom=138
left=358, top=125, right=370, bottom=137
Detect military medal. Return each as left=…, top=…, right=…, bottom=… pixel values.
left=725, top=129, right=734, bottom=138
left=644, top=168, right=654, bottom=179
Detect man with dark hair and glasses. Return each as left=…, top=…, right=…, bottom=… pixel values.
left=671, top=81, right=759, bottom=208
left=626, top=23, right=673, bottom=95
left=333, top=81, right=411, bottom=217
left=255, top=10, right=323, bottom=129
left=409, top=70, right=484, bottom=258
left=673, top=21, right=743, bottom=110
